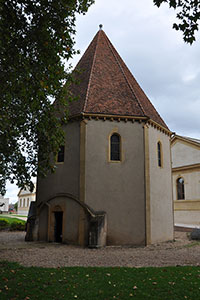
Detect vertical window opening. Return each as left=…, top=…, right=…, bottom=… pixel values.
left=54, top=211, right=63, bottom=243
left=157, top=141, right=162, bottom=167
left=57, top=145, right=65, bottom=163
left=110, top=133, right=120, bottom=161
left=177, top=177, right=185, bottom=200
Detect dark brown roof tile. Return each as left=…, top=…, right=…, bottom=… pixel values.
left=68, top=29, right=168, bottom=129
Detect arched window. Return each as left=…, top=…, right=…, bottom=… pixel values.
left=57, top=145, right=65, bottom=163
left=177, top=177, right=185, bottom=200
left=110, top=133, right=121, bottom=161
left=157, top=141, right=162, bottom=167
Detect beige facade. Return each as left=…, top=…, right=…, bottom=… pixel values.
left=171, top=135, right=200, bottom=226
left=36, top=121, right=82, bottom=244
left=146, top=125, right=174, bottom=243
left=18, top=184, right=36, bottom=216
left=35, top=118, right=173, bottom=246
left=84, top=119, right=146, bottom=245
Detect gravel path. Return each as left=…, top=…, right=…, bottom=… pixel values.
left=0, top=231, right=200, bottom=268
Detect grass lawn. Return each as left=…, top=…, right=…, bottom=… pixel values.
left=0, top=262, right=200, bottom=300
left=9, top=214, right=27, bottom=218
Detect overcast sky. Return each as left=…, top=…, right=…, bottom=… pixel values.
left=5, top=0, right=200, bottom=203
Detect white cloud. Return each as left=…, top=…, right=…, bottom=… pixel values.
left=5, top=182, right=18, bottom=204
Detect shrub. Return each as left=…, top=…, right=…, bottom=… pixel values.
left=10, top=221, right=26, bottom=231
left=0, top=219, right=9, bottom=229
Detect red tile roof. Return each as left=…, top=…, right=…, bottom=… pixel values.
left=69, top=29, right=168, bottom=129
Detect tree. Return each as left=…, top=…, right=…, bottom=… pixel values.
left=0, top=0, right=94, bottom=195
left=153, top=0, right=200, bottom=44
left=14, top=202, right=18, bottom=211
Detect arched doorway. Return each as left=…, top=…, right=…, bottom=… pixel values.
left=54, top=211, right=63, bottom=242
left=53, top=205, right=63, bottom=243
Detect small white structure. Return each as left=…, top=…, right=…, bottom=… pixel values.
left=18, top=184, right=36, bottom=216
left=0, top=196, right=9, bottom=213
left=171, top=135, right=200, bottom=226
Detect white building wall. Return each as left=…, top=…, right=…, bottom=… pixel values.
left=174, top=211, right=200, bottom=226
left=17, top=185, right=36, bottom=216
left=0, top=196, right=9, bottom=212
left=172, top=142, right=200, bottom=168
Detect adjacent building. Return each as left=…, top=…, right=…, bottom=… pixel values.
left=0, top=196, right=9, bottom=213
left=18, top=184, right=36, bottom=216
left=171, top=135, right=200, bottom=226
left=27, top=28, right=174, bottom=246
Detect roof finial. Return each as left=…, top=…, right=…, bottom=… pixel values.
left=99, top=24, right=103, bottom=30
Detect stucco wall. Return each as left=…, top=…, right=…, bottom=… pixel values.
left=172, top=142, right=200, bottom=168
left=38, top=205, right=48, bottom=241
left=171, top=138, right=200, bottom=226
left=36, top=121, right=81, bottom=242
left=37, top=121, right=80, bottom=205
left=174, top=210, right=200, bottom=225
left=84, top=119, right=146, bottom=246
left=148, top=126, right=174, bottom=243
left=62, top=197, right=81, bottom=244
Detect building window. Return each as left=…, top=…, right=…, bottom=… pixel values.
left=57, top=145, right=65, bottom=163
left=27, top=198, right=29, bottom=207
left=177, top=177, right=185, bottom=200
left=110, top=133, right=121, bottom=161
left=23, top=198, right=25, bottom=207
left=157, top=141, right=162, bottom=167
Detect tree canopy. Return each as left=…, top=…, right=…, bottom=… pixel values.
left=153, top=0, right=200, bottom=44
left=0, top=0, right=94, bottom=195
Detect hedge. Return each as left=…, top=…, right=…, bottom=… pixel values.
left=0, top=218, right=25, bottom=231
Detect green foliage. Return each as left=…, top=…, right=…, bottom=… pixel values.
left=14, top=202, right=18, bottom=211
left=0, top=216, right=25, bottom=224
left=0, top=218, right=9, bottom=229
left=10, top=214, right=26, bottom=217
left=0, top=0, right=94, bottom=195
left=153, top=0, right=200, bottom=44
left=9, top=220, right=25, bottom=231
left=0, top=216, right=26, bottom=231
left=0, top=263, right=200, bottom=299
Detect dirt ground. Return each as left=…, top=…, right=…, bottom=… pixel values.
left=0, top=230, right=200, bottom=268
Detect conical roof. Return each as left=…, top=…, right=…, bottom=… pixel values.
left=69, top=29, right=168, bottom=130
